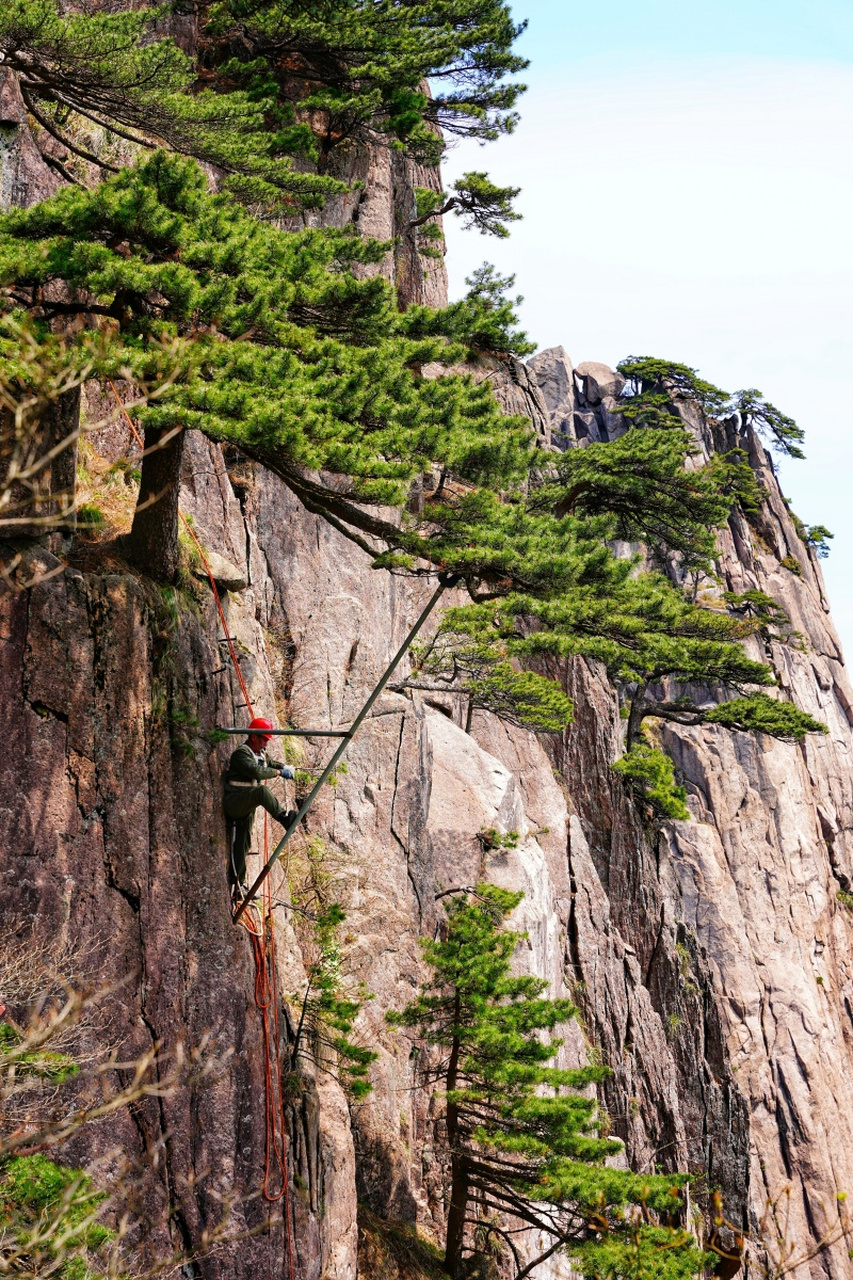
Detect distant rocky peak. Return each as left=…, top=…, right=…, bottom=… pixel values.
left=526, top=347, right=627, bottom=450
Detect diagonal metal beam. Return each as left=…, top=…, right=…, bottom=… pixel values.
left=233, top=574, right=456, bottom=923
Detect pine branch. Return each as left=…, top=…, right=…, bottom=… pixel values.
left=20, top=86, right=120, bottom=173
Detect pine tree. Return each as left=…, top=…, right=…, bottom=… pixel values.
left=201, top=0, right=528, bottom=162
left=387, top=885, right=709, bottom=1280
left=616, top=356, right=730, bottom=416
left=733, top=388, right=805, bottom=459
left=0, top=154, right=825, bottom=754
left=0, top=0, right=528, bottom=225
left=408, top=173, right=522, bottom=245
left=0, top=152, right=535, bottom=575
left=0, top=0, right=337, bottom=206
left=616, top=357, right=806, bottom=459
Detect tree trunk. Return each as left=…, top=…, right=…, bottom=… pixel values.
left=626, top=686, right=647, bottom=748
left=444, top=1156, right=469, bottom=1279
left=443, top=996, right=468, bottom=1278
left=46, top=386, right=81, bottom=537
left=126, top=424, right=184, bottom=582
left=0, top=387, right=80, bottom=539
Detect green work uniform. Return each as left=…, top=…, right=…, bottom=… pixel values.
left=223, top=744, right=293, bottom=887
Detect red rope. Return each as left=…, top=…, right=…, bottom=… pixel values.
left=246, top=820, right=297, bottom=1277
left=178, top=511, right=255, bottom=718
left=108, top=381, right=295, bottom=1276
left=107, top=379, right=255, bottom=717
left=109, top=379, right=145, bottom=451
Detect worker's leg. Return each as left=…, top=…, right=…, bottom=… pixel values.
left=254, top=785, right=295, bottom=826
left=224, top=787, right=296, bottom=888
left=228, top=818, right=252, bottom=888
left=224, top=790, right=259, bottom=889
left=225, top=785, right=289, bottom=824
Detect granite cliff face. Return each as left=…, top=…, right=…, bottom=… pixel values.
left=3, top=78, right=853, bottom=1280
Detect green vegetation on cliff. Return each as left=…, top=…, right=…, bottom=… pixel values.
left=0, top=2, right=837, bottom=1273
left=388, top=885, right=709, bottom=1279
left=0, top=146, right=824, bottom=770
left=0, top=0, right=527, bottom=220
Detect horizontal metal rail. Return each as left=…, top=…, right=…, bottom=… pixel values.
left=216, top=727, right=351, bottom=737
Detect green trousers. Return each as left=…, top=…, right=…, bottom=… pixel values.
left=223, top=786, right=287, bottom=887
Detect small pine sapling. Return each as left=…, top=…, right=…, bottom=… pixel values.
left=291, top=903, right=377, bottom=1100
left=803, top=524, right=834, bottom=558
left=612, top=740, right=689, bottom=822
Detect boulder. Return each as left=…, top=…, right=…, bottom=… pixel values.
left=527, top=346, right=574, bottom=420
left=192, top=549, right=247, bottom=593
left=575, top=360, right=626, bottom=406
left=599, top=393, right=628, bottom=440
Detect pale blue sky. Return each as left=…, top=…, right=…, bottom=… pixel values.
left=442, top=1, right=853, bottom=655
left=513, top=0, right=853, bottom=66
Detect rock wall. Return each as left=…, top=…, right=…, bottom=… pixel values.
left=528, top=347, right=853, bottom=1278
left=4, top=65, right=853, bottom=1280
left=7, top=343, right=853, bottom=1277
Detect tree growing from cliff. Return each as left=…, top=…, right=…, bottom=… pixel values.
left=388, top=885, right=709, bottom=1280
left=616, top=357, right=806, bottom=459
left=0, top=151, right=537, bottom=577
left=394, top=628, right=574, bottom=733
left=0, top=158, right=825, bottom=756
left=201, top=0, right=528, bottom=163
left=408, top=173, right=522, bottom=262
left=0, top=0, right=528, bottom=229
left=0, top=0, right=340, bottom=206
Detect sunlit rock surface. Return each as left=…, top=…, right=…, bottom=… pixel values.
left=3, top=65, right=853, bottom=1280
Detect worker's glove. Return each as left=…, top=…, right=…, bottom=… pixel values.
left=279, top=765, right=296, bottom=780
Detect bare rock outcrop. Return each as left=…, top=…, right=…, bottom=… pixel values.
left=6, top=352, right=853, bottom=1277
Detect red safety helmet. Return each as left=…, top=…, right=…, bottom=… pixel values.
left=247, top=716, right=275, bottom=743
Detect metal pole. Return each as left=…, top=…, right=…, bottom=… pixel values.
left=216, top=728, right=350, bottom=737
left=233, top=574, right=455, bottom=923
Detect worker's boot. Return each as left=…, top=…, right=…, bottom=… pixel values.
left=279, top=808, right=299, bottom=830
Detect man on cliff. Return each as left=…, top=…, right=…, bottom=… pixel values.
left=224, top=717, right=297, bottom=902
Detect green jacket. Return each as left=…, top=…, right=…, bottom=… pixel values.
left=225, top=743, right=285, bottom=790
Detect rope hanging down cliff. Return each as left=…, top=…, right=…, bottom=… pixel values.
left=108, top=381, right=458, bottom=922
left=109, top=385, right=296, bottom=1272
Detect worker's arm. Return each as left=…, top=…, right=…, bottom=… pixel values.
left=227, top=745, right=283, bottom=783
left=263, top=753, right=294, bottom=779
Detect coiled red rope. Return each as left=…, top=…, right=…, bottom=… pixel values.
left=109, top=383, right=296, bottom=1273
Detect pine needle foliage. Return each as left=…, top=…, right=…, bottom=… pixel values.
left=387, top=885, right=704, bottom=1280
left=801, top=523, right=834, bottom=558
left=733, top=388, right=805, bottom=460
left=0, top=151, right=535, bottom=514
left=201, top=0, right=528, bottom=163
left=291, top=902, right=377, bottom=1100
left=0, top=0, right=530, bottom=221
left=578, top=1221, right=711, bottom=1280
left=0, top=153, right=825, bottom=756
left=703, top=693, right=827, bottom=742
left=617, top=357, right=806, bottom=459
left=410, top=172, right=522, bottom=240
left=616, top=357, right=730, bottom=416
left=0, top=0, right=337, bottom=206
left=400, top=629, right=574, bottom=733
left=612, top=740, right=689, bottom=822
